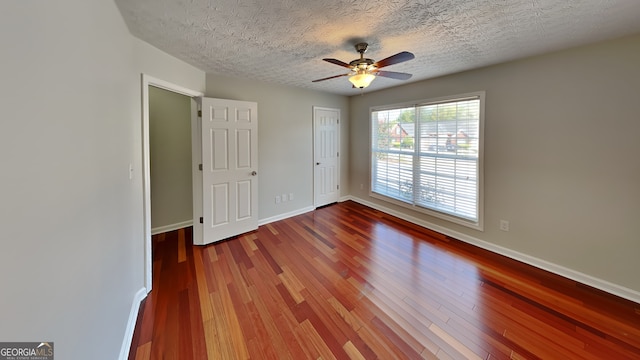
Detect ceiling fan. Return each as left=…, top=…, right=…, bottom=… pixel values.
left=312, top=42, right=415, bottom=89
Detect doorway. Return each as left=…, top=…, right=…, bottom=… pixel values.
left=149, top=86, right=193, bottom=235
left=141, top=75, right=203, bottom=292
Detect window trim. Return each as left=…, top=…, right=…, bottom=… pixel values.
left=368, top=91, right=485, bottom=231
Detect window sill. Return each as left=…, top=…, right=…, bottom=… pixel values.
left=370, top=191, right=484, bottom=231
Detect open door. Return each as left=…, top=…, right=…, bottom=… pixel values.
left=193, top=97, right=258, bottom=245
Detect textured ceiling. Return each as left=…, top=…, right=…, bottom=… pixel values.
left=115, top=0, right=640, bottom=96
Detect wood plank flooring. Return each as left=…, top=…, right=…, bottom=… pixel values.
left=129, top=201, right=640, bottom=359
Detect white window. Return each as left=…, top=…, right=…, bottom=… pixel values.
left=370, top=92, right=484, bottom=229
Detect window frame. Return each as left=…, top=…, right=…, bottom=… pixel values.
left=368, top=91, right=485, bottom=231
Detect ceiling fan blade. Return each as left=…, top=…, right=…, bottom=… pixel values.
left=374, top=70, right=413, bottom=80
left=312, top=73, right=350, bottom=82
left=323, top=58, right=353, bottom=68
left=373, top=51, right=415, bottom=68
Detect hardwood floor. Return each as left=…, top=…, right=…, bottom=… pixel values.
left=129, top=201, right=640, bottom=359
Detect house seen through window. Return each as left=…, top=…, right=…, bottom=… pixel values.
left=370, top=92, right=484, bottom=229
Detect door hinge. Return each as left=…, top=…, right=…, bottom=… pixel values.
left=337, top=184, right=339, bottom=190
left=198, top=164, right=203, bottom=171
left=197, top=110, right=202, bottom=117
left=199, top=217, right=203, bottom=224
left=337, top=151, right=339, bottom=157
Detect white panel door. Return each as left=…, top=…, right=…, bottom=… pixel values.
left=198, top=97, right=258, bottom=245
left=313, top=107, right=340, bottom=207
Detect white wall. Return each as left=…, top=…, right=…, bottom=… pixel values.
left=206, top=75, right=349, bottom=220
left=133, top=38, right=206, bottom=93
left=0, top=0, right=138, bottom=358
left=149, top=87, right=193, bottom=230
left=0, top=1, right=205, bottom=359
left=348, top=34, right=640, bottom=299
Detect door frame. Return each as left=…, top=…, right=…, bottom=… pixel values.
left=141, top=74, right=203, bottom=293
left=313, top=106, right=341, bottom=208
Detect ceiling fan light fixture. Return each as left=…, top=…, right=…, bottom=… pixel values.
left=349, top=73, right=376, bottom=88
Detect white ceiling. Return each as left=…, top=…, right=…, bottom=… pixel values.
left=115, top=0, right=640, bottom=96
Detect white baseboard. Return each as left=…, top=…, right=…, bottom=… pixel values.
left=346, top=195, right=640, bottom=304
left=119, top=287, right=148, bottom=360
left=151, top=220, right=193, bottom=235
left=258, top=206, right=315, bottom=226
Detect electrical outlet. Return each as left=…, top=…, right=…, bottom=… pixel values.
left=360, top=183, right=364, bottom=190
left=499, top=220, right=510, bottom=232
left=275, top=195, right=281, bottom=204
left=281, top=193, right=287, bottom=202
left=289, top=193, right=294, bottom=201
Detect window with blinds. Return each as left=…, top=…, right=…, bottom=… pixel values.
left=371, top=92, right=484, bottom=229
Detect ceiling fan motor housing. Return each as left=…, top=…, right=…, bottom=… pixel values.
left=350, top=58, right=375, bottom=68
left=351, top=43, right=375, bottom=70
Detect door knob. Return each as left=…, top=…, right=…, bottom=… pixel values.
left=251, top=171, right=257, bottom=176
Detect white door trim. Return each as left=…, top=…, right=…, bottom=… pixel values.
left=141, top=74, right=203, bottom=293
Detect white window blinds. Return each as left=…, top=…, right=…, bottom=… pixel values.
left=371, top=93, right=483, bottom=227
